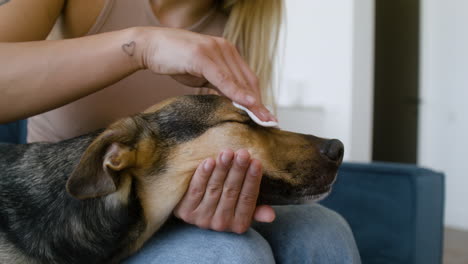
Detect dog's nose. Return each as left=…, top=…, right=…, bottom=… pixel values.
left=320, top=139, right=344, bottom=162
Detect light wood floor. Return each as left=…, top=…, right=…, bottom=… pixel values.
left=444, top=227, right=468, bottom=264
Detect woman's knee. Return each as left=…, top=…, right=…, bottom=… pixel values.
left=215, top=228, right=276, bottom=264
left=300, top=204, right=360, bottom=263
left=124, top=222, right=275, bottom=264
left=254, top=204, right=361, bottom=264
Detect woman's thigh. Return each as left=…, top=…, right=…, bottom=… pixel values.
left=123, top=220, right=275, bottom=264
left=253, top=204, right=361, bottom=264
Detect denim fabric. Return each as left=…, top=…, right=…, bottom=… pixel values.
left=124, top=204, right=361, bottom=264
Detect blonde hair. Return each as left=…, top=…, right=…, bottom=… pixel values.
left=221, top=0, right=284, bottom=109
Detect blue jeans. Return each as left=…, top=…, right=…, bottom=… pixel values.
left=124, top=204, right=361, bottom=264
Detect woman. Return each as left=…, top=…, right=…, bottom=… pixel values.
left=0, top=0, right=361, bottom=263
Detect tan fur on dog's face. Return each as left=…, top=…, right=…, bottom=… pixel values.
left=66, top=95, right=343, bottom=257
left=132, top=95, right=342, bottom=202
left=138, top=96, right=341, bottom=231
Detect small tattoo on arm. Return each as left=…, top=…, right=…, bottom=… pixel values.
left=0, top=0, right=10, bottom=6
left=122, top=41, right=136, bottom=57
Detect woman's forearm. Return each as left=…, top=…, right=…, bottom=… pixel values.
left=0, top=26, right=276, bottom=124
left=0, top=27, right=145, bottom=123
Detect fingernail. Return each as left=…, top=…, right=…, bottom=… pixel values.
left=236, top=153, right=249, bottom=166
left=267, top=112, right=278, bottom=123
left=203, top=159, right=214, bottom=172
left=263, top=109, right=277, bottom=122
left=264, top=212, right=276, bottom=223
left=221, top=151, right=233, bottom=166
left=259, top=109, right=271, bottom=121
left=249, top=162, right=261, bottom=176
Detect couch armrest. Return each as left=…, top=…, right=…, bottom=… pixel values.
left=321, top=162, right=445, bottom=264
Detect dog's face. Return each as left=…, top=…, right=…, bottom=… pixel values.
left=65, top=95, right=343, bottom=246
left=139, top=95, right=343, bottom=202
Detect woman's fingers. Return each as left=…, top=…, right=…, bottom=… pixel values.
left=213, top=38, right=251, bottom=95
left=253, top=204, right=276, bottom=223
left=230, top=46, right=278, bottom=122
left=145, top=28, right=276, bottom=121
left=173, top=158, right=215, bottom=220
left=174, top=150, right=273, bottom=234
left=232, top=158, right=265, bottom=233
left=211, top=38, right=276, bottom=122
left=223, top=40, right=260, bottom=100
left=193, top=149, right=234, bottom=228
left=200, top=57, right=274, bottom=122
left=200, top=56, right=256, bottom=108
left=211, top=149, right=251, bottom=231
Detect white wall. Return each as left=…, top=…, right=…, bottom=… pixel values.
left=419, top=0, right=468, bottom=230
left=350, top=0, right=374, bottom=162
left=277, top=0, right=374, bottom=162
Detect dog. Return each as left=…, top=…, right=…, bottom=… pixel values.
left=0, top=95, right=344, bottom=263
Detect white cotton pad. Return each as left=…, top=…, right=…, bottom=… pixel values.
left=232, top=102, right=279, bottom=127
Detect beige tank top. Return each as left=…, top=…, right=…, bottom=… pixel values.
left=27, top=0, right=227, bottom=143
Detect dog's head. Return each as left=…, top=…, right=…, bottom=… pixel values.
left=66, top=95, right=343, bottom=224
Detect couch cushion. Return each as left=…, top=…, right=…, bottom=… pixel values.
left=0, top=120, right=27, bottom=144
left=321, top=162, right=445, bottom=264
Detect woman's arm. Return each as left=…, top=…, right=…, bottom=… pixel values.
left=0, top=29, right=143, bottom=123
left=0, top=0, right=142, bottom=122
left=0, top=27, right=275, bottom=123
left=0, top=29, right=142, bottom=122
left=0, top=0, right=275, bottom=123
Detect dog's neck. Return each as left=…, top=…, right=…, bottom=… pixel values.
left=0, top=132, right=144, bottom=264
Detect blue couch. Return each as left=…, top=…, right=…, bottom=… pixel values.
left=0, top=120, right=445, bottom=264
left=0, top=119, right=27, bottom=144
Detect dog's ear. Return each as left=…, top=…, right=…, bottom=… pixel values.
left=66, top=118, right=140, bottom=200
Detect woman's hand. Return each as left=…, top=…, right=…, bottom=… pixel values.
left=138, top=27, right=276, bottom=122
left=173, top=149, right=275, bottom=234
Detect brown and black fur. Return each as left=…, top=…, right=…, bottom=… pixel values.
left=0, top=95, right=344, bottom=263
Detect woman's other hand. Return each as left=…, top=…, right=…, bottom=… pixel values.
left=173, top=149, right=275, bottom=234
left=137, top=27, right=276, bottom=122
